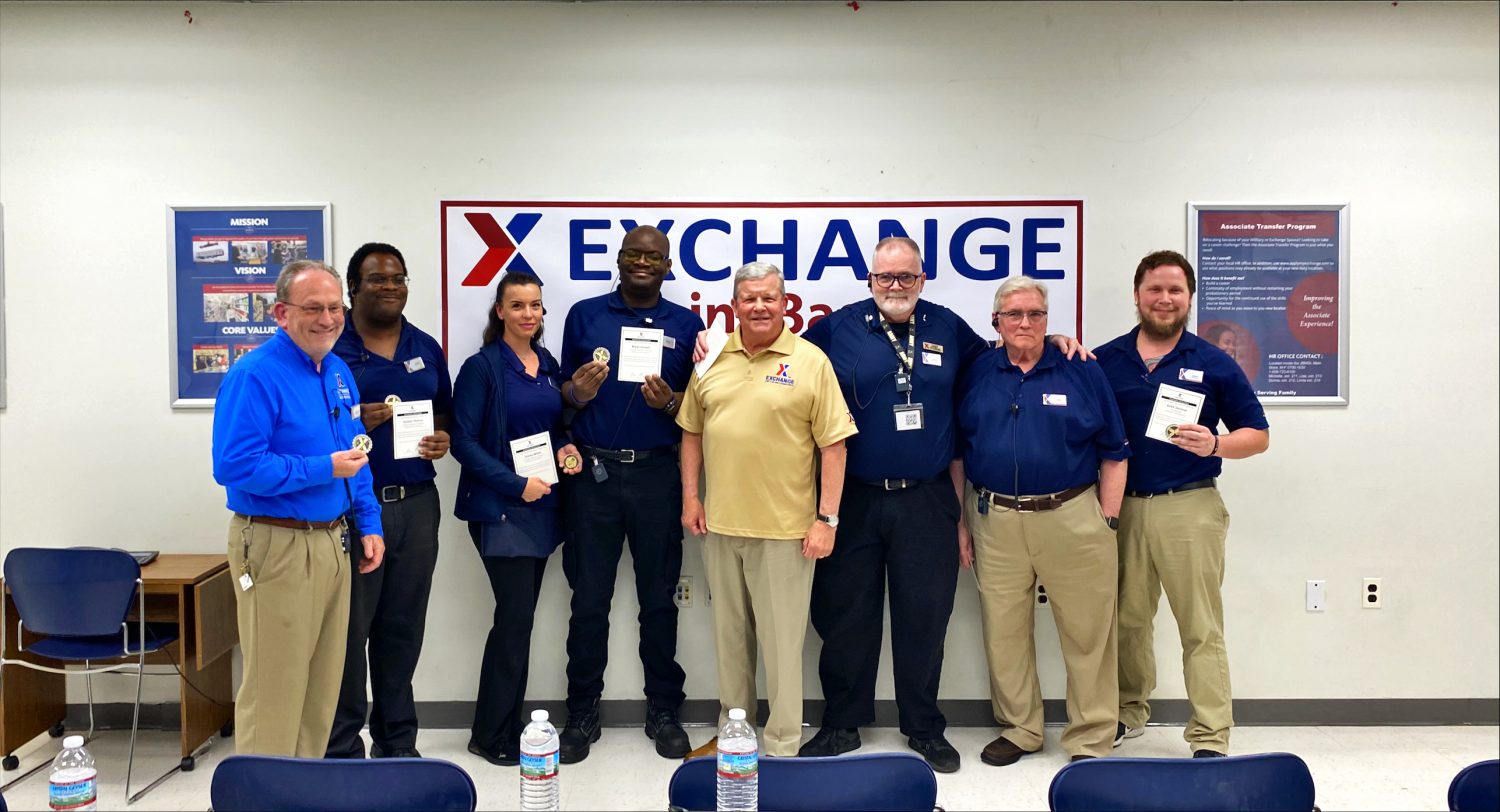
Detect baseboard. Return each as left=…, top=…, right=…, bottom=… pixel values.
left=64, top=697, right=1500, bottom=732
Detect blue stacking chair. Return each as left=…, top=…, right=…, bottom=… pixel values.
left=1049, top=752, right=1317, bottom=811
left=668, top=752, right=940, bottom=812
left=1449, top=759, right=1499, bottom=812
left=211, top=755, right=478, bottom=811
left=1, top=547, right=181, bottom=804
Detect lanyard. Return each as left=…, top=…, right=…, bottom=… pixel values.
left=878, top=316, right=916, bottom=373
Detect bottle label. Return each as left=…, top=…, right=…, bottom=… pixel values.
left=717, top=750, right=758, bottom=779
left=520, top=749, right=557, bottom=779
left=49, top=773, right=98, bottom=811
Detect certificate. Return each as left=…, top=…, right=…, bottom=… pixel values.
left=1146, top=384, right=1206, bottom=445
left=617, top=326, right=665, bottom=383
left=509, top=431, right=558, bottom=485
left=694, top=329, right=731, bottom=379
left=391, top=399, right=434, bottom=460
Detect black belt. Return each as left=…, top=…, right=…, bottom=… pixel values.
left=1126, top=478, right=1216, bottom=499
left=581, top=445, right=676, bottom=464
left=976, top=484, right=1092, bottom=513
left=379, top=480, right=437, bottom=503
left=856, top=475, right=945, bottom=491
left=238, top=514, right=344, bottom=530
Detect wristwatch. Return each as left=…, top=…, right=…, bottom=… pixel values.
left=817, top=513, right=840, bottom=529
left=1106, top=516, right=1120, bottom=531
left=661, top=396, right=677, bottom=414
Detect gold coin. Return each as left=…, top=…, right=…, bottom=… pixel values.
left=352, top=434, right=374, bottom=453
left=593, top=347, right=611, bottom=364
left=563, top=454, right=581, bottom=471
left=1166, top=425, right=1179, bottom=438
left=385, top=395, right=401, bottom=406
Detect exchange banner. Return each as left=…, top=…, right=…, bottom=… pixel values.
left=440, top=200, right=1085, bottom=370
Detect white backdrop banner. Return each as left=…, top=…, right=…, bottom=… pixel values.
left=440, top=200, right=1085, bottom=367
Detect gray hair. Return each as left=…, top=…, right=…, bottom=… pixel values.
left=993, top=275, right=1050, bottom=313
left=732, top=261, right=785, bottom=299
left=276, top=259, right=341, bottom=302
left=873, top=236, right=922, bottom=264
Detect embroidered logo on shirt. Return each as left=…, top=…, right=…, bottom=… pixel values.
left=765, top=363, right=795, bottom=386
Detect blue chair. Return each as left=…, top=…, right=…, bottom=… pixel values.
left=1449, top=759, right=1499, bottom=812
left=1049, top=752, right=1317, bottom=811
left=1, top=547, right=180, bottom=804
left=668, top=752, right=939, bottom=812
left=210, top=755, right=478, bottom=811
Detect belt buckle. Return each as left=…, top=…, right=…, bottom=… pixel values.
left=619, top=449, right=636, bottom=463
left=883, top=479, right=899, bottom=491
left=380, top=485, right=404, bottom=503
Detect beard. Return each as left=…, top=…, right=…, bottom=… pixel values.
left=1137, top=306, right=1190, bottom=340
left=875, top=295, right=916, bottom=322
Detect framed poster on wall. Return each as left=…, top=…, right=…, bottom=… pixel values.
left=1188, top=202, right=1349, bottom=406
left=167, top=204, right=331, bottom=408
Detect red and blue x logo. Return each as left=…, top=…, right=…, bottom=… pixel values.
left=461, top=212, right=542, bottom=286
left=776, top=363, right=791, bottom=377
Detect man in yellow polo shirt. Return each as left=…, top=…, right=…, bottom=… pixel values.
left=678, top=261, right=858, bottom=757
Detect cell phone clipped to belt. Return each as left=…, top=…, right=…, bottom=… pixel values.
left=341, top=523, right=351, bottom=553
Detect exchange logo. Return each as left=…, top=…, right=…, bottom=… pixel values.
left=766, top=363, right=795, bottom=386
left=460, top=212, right=543, bottom=286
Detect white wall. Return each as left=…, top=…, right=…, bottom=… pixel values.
left=1, top=0, right=1495, bottom=707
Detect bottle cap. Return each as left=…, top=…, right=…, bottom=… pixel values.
left=728, top=708, right=746, bottom=721
left=531, top=709, right=549, bottom=722
left=63, top=735, right=84, bottom=749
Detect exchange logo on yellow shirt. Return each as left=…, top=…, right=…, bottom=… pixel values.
left=765, top=363, right=795, bottom=387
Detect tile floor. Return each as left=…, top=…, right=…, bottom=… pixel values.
left=0, top=723, right=1494, bottom=810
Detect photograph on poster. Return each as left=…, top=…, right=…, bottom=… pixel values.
left=271, top=238, right=307, bottom=264
left=232, top=239, right=268, bottom=264
left=202, top=289, right=250, bottom=323
left=191, top=344, right=229, bottom=373
left=193, top=239, right=229, bottom=263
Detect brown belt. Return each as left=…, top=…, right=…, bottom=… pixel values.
left=977, top=484, right=1092, bottom=513
left=238, top=514, right=344, bottom=530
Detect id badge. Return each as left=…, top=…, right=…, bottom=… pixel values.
left=894, top=372, right=913, bottom=394
left=894, top=402, right=925, bottom=431
left=591, top=456, right=609, bottom=483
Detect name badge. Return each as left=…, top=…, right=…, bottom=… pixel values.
left=1179, top=368, right=1204, bottom=383
left=663, top=335, right=677, bottom=349
left=404, top=357, right=426, bottom=373
left=1042, top=393, right=1068, bottom=406
left=351, top=404, right=362, bottom=420
left=921, top=341, right=944, bottom=353
left=922, top=351, right=942, bottom=367
left=894, top=403, right=925, bottom=431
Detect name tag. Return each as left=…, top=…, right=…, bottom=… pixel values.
left=894, top=403, right=925, bottom=431
left=1042, top=393, right=1068, bottom=407
left=921, top=341, right=944, bottom=353
left=922, top=351, right=942, bottom=367
left=351, top=404, right=362, bottom=420
left=663, top=335, right=677, bottom=349
left=404, top=357, right=426, bottom=373
left=1179, top=368, right=1204, bottom=383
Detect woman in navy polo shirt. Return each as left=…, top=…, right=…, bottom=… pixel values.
left=451, top=271, right=582, bottom=765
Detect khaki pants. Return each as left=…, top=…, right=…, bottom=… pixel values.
left=227, top=515, right=351, bottom=756
left=1117, top=487, right=1233, bottom=753
left=703, top=532, right=814, bottom=757
left=967, top=484, right=1119, bottom=758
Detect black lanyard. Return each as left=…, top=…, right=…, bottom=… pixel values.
left=878, top=316, right=915, bottom=373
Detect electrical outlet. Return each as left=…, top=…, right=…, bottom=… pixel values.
left=1362, top=577, right=1382, bottom=609
left=1035, top=583, right=1050, bottom=608
left=674, top=576, right=693, bottom=608
left=1306, top=579, right=1326, bottom=612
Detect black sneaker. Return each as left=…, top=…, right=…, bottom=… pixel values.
left=1114, top=722, right=1143, bottom=747
left=797, top=727, right=861, bottom=757
left=907, top=736, right=960, bottom=773
left=1193, top=749, right=1227, bottom=758
left=370, top=743, right=422, bottom=759
left=559, top=703, right=602, bottom=764
left=644, top=705, right=691, bottom=759
left=467, top=739, right=519, bottom=767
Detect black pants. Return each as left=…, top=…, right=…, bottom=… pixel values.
left=469, top=526, right=549, bottom=756
left=327, top=486, right=441, bottom=757
left=562, top=453, right=687, bottom=715
left=809, top=478, right=961, bottom=739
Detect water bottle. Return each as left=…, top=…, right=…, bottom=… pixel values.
left=519, top=708, right=560, bottom=812
left=716, top=707, right=758, bottom=811
left=49, top=735, right=97, bottom=812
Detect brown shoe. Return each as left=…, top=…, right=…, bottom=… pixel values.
left=980, top=735, right=1036, bottom=767
left=684, top=736, right=718, bottom=762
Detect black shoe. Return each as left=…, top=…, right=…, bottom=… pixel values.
left=907, top=736, right=960, bottom=773
left=1114, top=722, right=1143, bottom=747
left=797, top=727, right=861, bottom=758
left=645, top=705, right=691, bottom=759
left=559, top=702, right=602, bottom=764
left=980, top=735, right=1036, bottom=767
left=1070, top=754, right=1097, bottom=762
left=371, top=743, right=422, bottom=759
left=467, top=739, right=519, bottom=766
left=1193, top=749, right=1227, bottom=758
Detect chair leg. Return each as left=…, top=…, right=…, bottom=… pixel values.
left=85, top=667, right=96, bottom=742
left=124, top=650, right=143, bottom=804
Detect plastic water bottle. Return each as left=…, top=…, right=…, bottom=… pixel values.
left=49, top=735, right=97, bottom=812
left=716, top=707, right=758, bottom=811
left=519, top=708, right=560, bottom=811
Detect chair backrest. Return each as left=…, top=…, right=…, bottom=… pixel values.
left=210, top=755, right=477, bottom=812
left=1449, top=759, right=1499, bottom=812
left=3, top=548, right=140, bottom=637
left=668, top=752, right=938, bottom=812
left=1048, top=752, right=1316, bottom=812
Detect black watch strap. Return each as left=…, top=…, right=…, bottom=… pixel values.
left=1106, top=516, right=1120, bottom=530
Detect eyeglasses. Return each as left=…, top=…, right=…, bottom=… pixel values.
left=620, top=248, right=666, bottom=264
left=996, top=309, right=1048, bottom=324
left=363, top=274, right=408, bottom=288
left=279, top=300, right=344, bottom=317
left=870, top=272, right=921, bottom=289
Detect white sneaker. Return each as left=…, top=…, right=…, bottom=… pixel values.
left=1113, top=722, right=1144, bottom=747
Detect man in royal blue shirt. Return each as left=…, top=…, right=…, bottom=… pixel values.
left=212, top=260, right=385, bottom=757
left=326, top=242, right=453, bottom=760
left=957, top=275, right=1130, bottom=766
left=1095, top=250, right=1269, bottom=758
left=554, top=226, right=704, bottom=762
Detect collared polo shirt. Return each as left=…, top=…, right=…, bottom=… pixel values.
left=333, top=316, right=452, bottom=489
left=1095, top=326, right=1269, bottom=493
left=560, top=291, right=705, bottom=451
left=212, top=329, right=384, bottom=535
left=496, top=340, right=566, bottom=511
left=804, top=298, right=988, bottom=483
left=958, top=342, right=1130, bottom=496
left=677, top=326, right=858, bottom=540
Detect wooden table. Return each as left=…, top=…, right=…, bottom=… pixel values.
left=1, top=553, right=238, bottom=771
